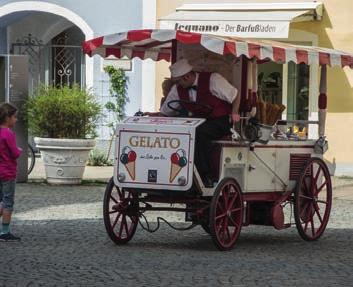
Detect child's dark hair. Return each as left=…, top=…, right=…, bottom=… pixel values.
left=0, top=103, right=17, bottom=125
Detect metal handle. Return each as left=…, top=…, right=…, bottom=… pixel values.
left=230, top=117, right=250, bottom=141
left=277, top=120, right=319, bottom=125
left=230, top=126, right=240, bottom=140
left=248, top=164, right=256, bottom=171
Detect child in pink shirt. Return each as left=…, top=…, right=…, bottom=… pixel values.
left=0, top=103, right=22, bottom=241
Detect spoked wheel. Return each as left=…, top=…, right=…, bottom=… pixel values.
left=294, top=157, right=332, bottom=241
left=103, top=177, right=139, bottom=244
left=210, top=178, right=243, bottom=251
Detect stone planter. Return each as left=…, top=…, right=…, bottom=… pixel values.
left=34, top=137, right=96, bottom=185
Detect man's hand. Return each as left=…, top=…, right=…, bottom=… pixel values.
left=231, top=113, right=240, bottom=123
left=231, top=93, right=241, bottom=124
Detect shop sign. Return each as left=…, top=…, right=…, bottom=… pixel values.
left=160, top=20, right=290, bottom=38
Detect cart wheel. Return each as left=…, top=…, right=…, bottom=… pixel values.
left=103, top=177, right=139, bottom=244
left=294, top=157, right=332, bottom=241
left=209, top=178, right=243, bottom=251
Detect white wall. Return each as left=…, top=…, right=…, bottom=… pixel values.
left=0, top=0, right=153, bottom=141
left=8, top=13, right=73, bottom=45
left=140, top=0, right=157, bottom=113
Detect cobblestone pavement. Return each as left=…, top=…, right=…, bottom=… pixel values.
left=0, top=183, right=352, bottom=287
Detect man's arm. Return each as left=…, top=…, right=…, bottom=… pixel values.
left=231, top=93, right=241, bottom=123
left=210, top=73, right=240, bottom=123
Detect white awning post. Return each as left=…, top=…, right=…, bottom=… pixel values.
left=246, top=59, right=253, bottom=114
left=318, top=64, right=327, bottom=137
left=250, top=59, right=258, bottom=117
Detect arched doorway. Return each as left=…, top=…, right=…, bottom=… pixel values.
left=0, top=1, right=94, bottom=89
left=11, top=24, right=85, bottom=93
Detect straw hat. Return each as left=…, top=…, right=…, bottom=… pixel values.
left=169, top=59, right=193, bottom=78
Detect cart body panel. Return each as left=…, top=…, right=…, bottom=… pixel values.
left=219, top=140, right=319, bottom=191
left=113, top=116, right=205, bottom=190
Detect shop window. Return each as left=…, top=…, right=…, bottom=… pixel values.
left=257, top=61, right=310, bottom=122
left=287, top=63, right=309, bottom=121
left=258, top=62, right=283, bottom=105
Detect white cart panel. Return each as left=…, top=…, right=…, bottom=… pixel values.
left=113, top=117, right=205, bottom=191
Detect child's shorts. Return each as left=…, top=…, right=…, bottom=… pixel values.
left=0, top=180, right=16, bottom=211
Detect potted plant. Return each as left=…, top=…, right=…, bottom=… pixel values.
left=26, top=85, right=101, bottom=184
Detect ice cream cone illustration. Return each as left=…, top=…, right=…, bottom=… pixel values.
left=120, top=146, right=137, bottom=180
left=170, top=163, right=182, bottom=182
left=169, top=149, right=187, bottom=183
left=125, top=161, right=136, bottom=180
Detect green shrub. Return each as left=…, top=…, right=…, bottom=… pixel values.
left=103, top=66, right=128, bottom=127
left=27, top=85, right=101, bottom=139
left=87, top=149, right=113, bottom=166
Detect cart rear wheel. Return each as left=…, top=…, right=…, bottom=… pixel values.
left=210, top=178, right=243, bottom=251
left=294, top=158, right=332, bottom=241
left=103, top=177, right=139, bottom=244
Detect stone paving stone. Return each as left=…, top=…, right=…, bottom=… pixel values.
left=0, top=183, right=352, bottom=286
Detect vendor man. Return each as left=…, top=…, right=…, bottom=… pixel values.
left=146, top=59, right=240, bottom=187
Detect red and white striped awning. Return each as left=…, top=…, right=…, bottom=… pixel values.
left=83, top=29, right=353, bottom=68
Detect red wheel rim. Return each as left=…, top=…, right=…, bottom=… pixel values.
left=210, top=179, right=243, bottom=250
left=294, top=158, right=332, bottom=241
left=104, top=179, right=138, bottom=244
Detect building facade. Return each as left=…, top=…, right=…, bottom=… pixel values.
left=155, top=0, right=353, bottom=175
left=1, top=0, right=352, bottom=174
left=0, top=0, right=157, bottom=141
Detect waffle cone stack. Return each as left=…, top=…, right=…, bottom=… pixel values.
left=256, top=98, right=286, bottom=126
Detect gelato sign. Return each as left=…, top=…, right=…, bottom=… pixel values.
left=129, top=136, right=180, bottom=149
left=117, top=130, right=191, bottom=187
left=160, top=20, right=290, bottom=38
left=114, top=116, right=205, bottom=191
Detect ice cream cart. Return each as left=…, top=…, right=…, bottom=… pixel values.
left=83, top=29, right=353, bottom=250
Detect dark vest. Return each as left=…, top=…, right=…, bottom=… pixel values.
left=177, top=72, right=232, bottom=119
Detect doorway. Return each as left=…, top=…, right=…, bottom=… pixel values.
left=11, top=26, right=85, bottom=95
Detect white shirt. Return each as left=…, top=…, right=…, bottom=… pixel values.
left=160, top=72, right=238, bottom=116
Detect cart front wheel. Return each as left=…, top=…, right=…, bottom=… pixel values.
left=210, top=178, right=243, bottom=251
left=294, top=158, right=332, bottom=241
left=103, top=177, right=139, bottom=244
